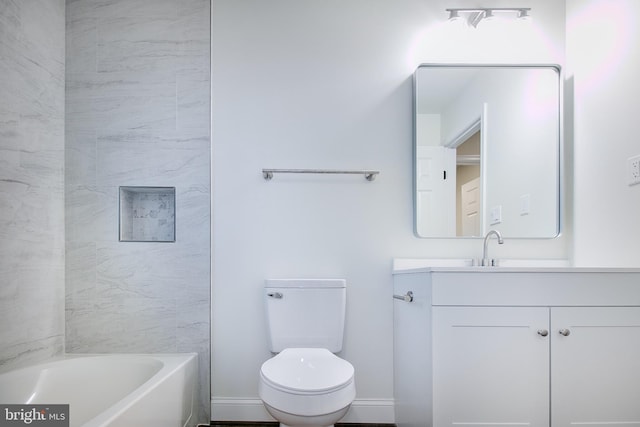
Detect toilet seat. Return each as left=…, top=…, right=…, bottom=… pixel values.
left=260, top=348, right=354, bottom=394
left=259, top=348, right=356, bottom=418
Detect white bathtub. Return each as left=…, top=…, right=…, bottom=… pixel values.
left=0, top=353, right=198, bottom=427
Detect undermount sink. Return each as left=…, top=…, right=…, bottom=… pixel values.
left=393, top=258, right=473, bottom=271
left=392, top=258, right=570, bottom=272
left=496, top=259, right=570, bottom=268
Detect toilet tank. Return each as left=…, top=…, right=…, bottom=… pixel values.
left=264, top=279, right=346, bottom=353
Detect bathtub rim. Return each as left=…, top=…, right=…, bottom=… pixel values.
left=0, top=353, right=198, bottom=427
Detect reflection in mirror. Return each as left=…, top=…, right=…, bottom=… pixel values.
left=414, top=64, right=561, bottom=239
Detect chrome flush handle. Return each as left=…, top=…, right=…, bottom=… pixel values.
left=393, top=291, right=414, bottom=303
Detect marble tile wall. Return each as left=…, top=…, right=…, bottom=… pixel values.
left=0, top=0, right=66, bottom=370
left=64, top=0, right=211, bottom=423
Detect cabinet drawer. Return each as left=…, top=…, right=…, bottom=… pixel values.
left=431, top=271, right=640, bottom=306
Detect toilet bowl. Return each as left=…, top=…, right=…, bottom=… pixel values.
left=260, top=279, right=356, bottom=426
left=259, top=348, right=356, bottom=427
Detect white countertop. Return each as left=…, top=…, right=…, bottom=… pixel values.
left=392, top=258, right=640, bottom=274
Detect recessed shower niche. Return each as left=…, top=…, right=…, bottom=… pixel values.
left=119, top=187, right=176, bottom=242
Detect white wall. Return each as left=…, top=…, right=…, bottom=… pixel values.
left=416, top=114, right=441, bottom=147
left=568, top=0, right=640, bottom=266
left=211, top=0, right=566, bottom=422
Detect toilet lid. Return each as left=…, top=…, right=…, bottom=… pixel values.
left=261, top=348, right=354, bottom=393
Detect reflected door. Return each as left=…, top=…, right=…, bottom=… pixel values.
left=460, top=177, right=480, bottom=236
left=416, top=146, right=455, bottom=237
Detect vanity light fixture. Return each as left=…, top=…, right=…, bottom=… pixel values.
left=447, top=9, right=461, bottom=22
left=446, top=7, right=532, bottom=28
left=517, top=9, right=531, bottom=20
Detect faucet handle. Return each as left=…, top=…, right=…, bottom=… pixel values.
left=481, top=258, right=499, bottom=267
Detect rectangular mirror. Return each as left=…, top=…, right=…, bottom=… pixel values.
left=413, top=64, right=561, bottom=238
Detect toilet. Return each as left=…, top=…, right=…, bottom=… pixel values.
left=258, top=279, right=356, bottom=427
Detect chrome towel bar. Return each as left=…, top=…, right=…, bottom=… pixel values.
left=262, top=168, right=379, bottom=181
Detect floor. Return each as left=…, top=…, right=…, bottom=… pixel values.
left=209, top=423, right=396, bottom=427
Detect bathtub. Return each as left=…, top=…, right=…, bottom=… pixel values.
left=0, top=353, right=198, bottom=427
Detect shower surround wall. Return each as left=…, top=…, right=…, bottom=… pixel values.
left=64, top=0, right=211, bottom=423
left=0, top=0, right=66, bottom=369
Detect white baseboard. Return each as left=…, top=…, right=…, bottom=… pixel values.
left=211, top=397, right=395, bottom=424
left=211, top=398, right=268, bottom=422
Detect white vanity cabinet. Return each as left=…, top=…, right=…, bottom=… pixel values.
left=393, top=268, right=640, bottom=427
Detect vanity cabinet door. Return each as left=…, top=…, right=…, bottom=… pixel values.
left=551, top=307, right=640, bottom=426
left=432, top=306, right=550, bottom=427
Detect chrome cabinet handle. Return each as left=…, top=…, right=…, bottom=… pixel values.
left=267, top=292, right=283, bottom=299
left=559, top=328, right=571, bottom=336
left=537, top=329, right=549, bottom=337
left=393, top=291, right=414, bottom=303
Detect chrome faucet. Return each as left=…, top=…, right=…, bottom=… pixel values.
left=481, top=229, right=504, bottom=266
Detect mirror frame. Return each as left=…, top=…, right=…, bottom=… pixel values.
left=412, top=63, right=563, bottom=239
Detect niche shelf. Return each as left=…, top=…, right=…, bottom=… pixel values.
left=119, top=186, right=175, bottom=242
